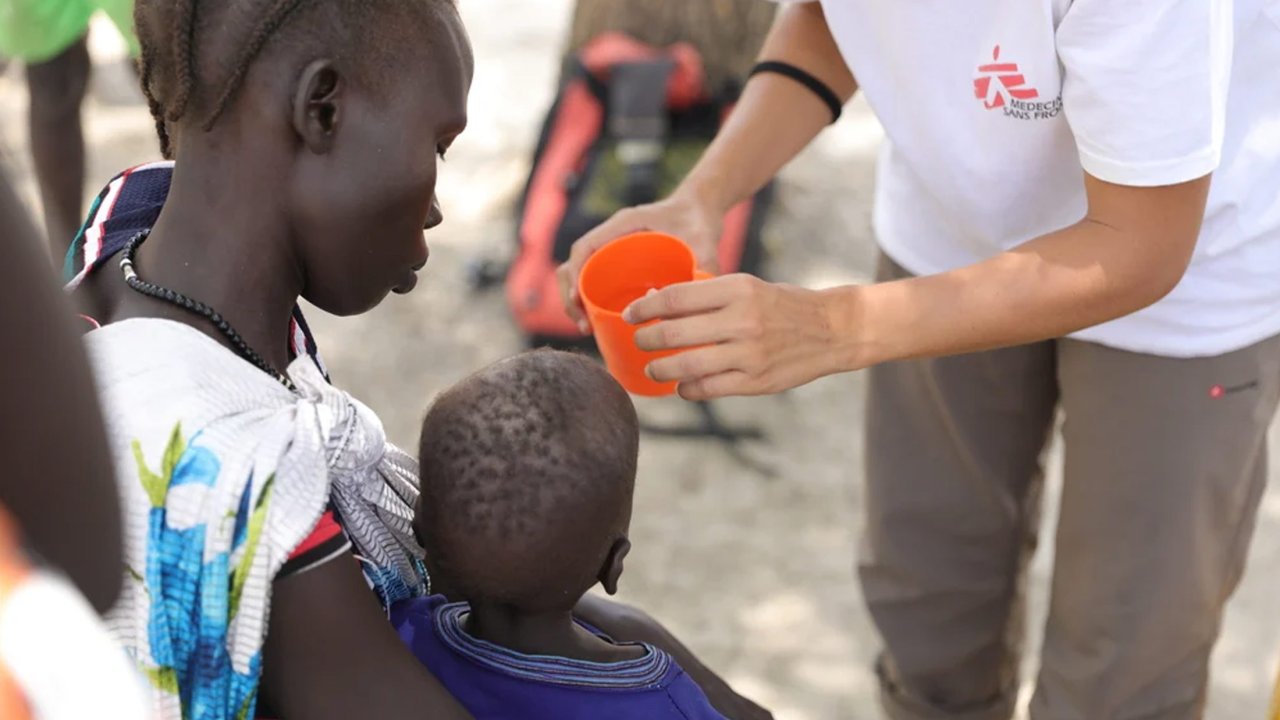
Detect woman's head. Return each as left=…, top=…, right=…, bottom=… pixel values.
left=133, top=0, right=472, bottom=315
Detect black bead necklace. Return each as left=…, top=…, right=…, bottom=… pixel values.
left=120, top=229, right=297, bottom=392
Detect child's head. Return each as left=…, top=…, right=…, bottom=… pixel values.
left=131, top=0, right=473, bottom=316
left=416, top=350, right=640, bottom=613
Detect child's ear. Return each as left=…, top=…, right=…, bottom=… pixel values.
left=598, top=537, right=631, bottom=596
left=292, top=59, right=341, bottom=154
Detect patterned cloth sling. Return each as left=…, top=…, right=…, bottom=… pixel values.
left=71, top=164, right=429, bottom=719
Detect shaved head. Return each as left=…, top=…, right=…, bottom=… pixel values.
left=416, top=350, right=639, bottom=611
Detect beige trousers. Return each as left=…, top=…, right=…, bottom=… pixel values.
left=861, top=255, right=1280, bottom=720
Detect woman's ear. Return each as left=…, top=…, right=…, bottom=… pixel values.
left=292, top=59, right=342, bottom=154
left=598, top=537, right=632, bottom=596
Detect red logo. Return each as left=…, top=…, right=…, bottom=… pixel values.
left=973, top=45, right=1039, bottom=110
left=1209, top=380, right=1259, bottom=399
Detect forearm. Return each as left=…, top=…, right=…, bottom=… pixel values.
left=676, top=3, right=856, bottom=214
left=830, top=178, right=1209, bottom=367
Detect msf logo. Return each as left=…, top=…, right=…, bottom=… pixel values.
left=973, top=45, right=1038, bottom=109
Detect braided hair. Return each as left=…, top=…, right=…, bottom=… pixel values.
left=133, top=0, right=456, bottom=159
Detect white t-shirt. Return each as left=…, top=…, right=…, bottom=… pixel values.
left=773, top=0, right=1280, bottom=357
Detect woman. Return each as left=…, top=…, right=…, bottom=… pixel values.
left=560, top=2, right=1280, bottom=718
left=69, top=1, right=765, bottom=718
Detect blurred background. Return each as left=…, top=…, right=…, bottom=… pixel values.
left=1, top=1, right=1277, bottom=718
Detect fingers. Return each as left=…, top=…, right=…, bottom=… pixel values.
left=645, top=343, right=746, bottom=385
left=555, top=238, right=604, bottom=332
left=556, top=210, right=648, bottom=331
left=627, top=278, right=834, bottom=402
left=624, top=274, right=758, bottom=326
left=675, top=367, right=785, bottom=401
left=632, top=315, right=730, bottom=353
left=675, top=371, right=750, bottom=402
left=631, top=275, right=773, bottom=395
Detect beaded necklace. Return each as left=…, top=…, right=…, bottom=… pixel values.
left=120, top=229, right=296, bottom=392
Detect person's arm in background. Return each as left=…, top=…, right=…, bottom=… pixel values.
left=830, top=176, right=1209, bottom=363
left=557, top=1, right=856, bottom=331
left=629, top=174, right=1209, bottom=399
left=575, top=594, right=771, bottom=720
left=0, top=157, right=122, bottom=613
left=619, top=0, right=1230, bottom=400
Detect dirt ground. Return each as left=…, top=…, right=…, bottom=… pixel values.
left=2, top=4, right=1278, bottom=719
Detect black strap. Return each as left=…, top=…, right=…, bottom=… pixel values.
left=749, top=60, right=843, bottom=123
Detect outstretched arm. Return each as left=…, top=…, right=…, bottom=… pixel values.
left=618, top=0, right=1227, bottom=400
left=625, top=172, right=1211, bottom=399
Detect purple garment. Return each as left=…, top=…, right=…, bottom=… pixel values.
left=391, top=596, right=728, bottom=720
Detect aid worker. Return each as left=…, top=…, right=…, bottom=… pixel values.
left=559, top=1, right=1280, bottom=718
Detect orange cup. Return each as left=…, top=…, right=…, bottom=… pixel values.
left=579, top=232, right=713, bottom=396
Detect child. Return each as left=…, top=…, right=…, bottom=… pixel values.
left=394, top=349, right=727, bottom=719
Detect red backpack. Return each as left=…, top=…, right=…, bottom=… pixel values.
left=503, top=33, right=773, bottom=348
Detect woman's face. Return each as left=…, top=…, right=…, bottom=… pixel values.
left=290, top=11, right=473, bottom=317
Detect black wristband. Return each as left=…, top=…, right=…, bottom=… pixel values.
left=748, top=60, right=843, bottom=124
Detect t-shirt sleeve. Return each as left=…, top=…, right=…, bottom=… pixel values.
left=1056, top=0, right=1232, bottom=186
left=277, top=508, right=350, bottom=578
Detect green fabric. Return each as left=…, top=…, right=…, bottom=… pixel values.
left=0, top=0, right=137, bottom=63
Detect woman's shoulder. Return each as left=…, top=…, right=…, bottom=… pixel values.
left=86, top=318, right=333, bottom=499
left=86, top=318, right=297, bottom=419
left=87, top=318, right=267, bottom=381
left=87, top=317, right=223, bottom=379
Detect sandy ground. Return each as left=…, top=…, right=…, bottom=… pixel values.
left=2, top=4, right=1278, bottom=719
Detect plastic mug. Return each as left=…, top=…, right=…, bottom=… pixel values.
left=578, top=232, right=713, bottom=396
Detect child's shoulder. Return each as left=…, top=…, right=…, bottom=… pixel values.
left=389, top=598, right=729, bottom=719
